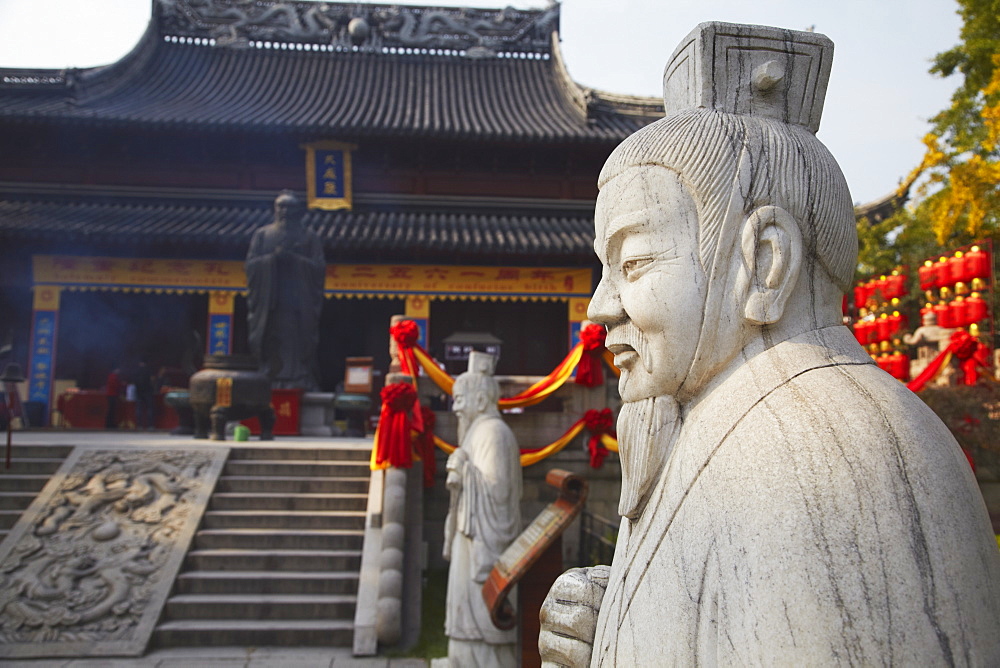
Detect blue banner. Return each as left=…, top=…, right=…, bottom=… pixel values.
left=28, top=310, right=57, bottom=406
left=208, top=314, right=232, bottom=356
left=315, top=149, right=346, bottom=199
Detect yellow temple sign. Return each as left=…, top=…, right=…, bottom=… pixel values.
left=304, top=140, right=356, bottom=211
left=32, top=256, right=591, bottom=301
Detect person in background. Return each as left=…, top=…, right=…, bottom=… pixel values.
left=104, top=367, right=123, bottom=429
left=133, top=362, right=155, bottom=430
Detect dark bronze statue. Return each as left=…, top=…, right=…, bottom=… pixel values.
left=245, top=190, right=325, bottom=390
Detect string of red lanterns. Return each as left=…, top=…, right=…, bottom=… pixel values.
left=851, top=242, right=994, bottom=386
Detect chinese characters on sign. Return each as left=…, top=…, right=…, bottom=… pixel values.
left=34, top=256, right=591, bottom=300
left=28, top=311, right=57, bottom=405
left=304, top=141, right=356, bottom=211
left=208, top=315, right=232, bottom=356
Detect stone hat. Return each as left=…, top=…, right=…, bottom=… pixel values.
left=467, top=351, right=497, bottom=376
left=662, top=22, right=834, bottom=134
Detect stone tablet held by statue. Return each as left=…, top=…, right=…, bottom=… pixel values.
left=538, top=22, right=1000, bottom=667
left=245, top=190, right=326, bottom=390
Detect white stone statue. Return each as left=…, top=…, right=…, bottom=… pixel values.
left=444, top=352, right=522, bottom=667
left=903, top=311, right=956, bottom=383
left=538, top=22, right=1000, bottom=666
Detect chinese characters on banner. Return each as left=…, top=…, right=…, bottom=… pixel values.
left=207, top=291, right=235, bottom=356
left=34, top=257, right=591, bottom=301
left=28, top=311, right=56, bottom=408
left=305, top=141, right=356, bottom=211
left=323, top=265, right=591, bottom=299
left=208, top=315, right=232, bottom=356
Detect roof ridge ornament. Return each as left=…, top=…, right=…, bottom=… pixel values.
left=158, top=0, right=559, bottom=56
left=662, top=22, right=834, bottom=134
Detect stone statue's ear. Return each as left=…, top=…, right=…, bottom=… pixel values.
left=475, top=392, right=490, bottom=413
left=739, top=206, right=803, bottom=325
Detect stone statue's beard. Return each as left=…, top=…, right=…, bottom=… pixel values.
left=617, top=395, right=681, bottom=520
left=456, top=415, right=469, bottom=445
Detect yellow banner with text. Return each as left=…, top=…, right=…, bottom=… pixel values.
left=32, top=256, right=591, bottom=300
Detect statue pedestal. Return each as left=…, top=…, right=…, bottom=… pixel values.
left=300, top=392, right=335, bottom=436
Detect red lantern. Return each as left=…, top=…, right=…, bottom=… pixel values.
left=876, top=314, right=892, bottom=342
left=964, top=245, right=990, bottom=281
left=918, top=260, right=937, bottom=290
left=966, top=292, right=988, bottom=324
left=885, top=271, right=906, bottom=299
left=872, top=276, right=888, bottom=305
left=854, top=320, right=873, bottom=345
left=948, top=297, right=968, bottom=327
left=876, top=353, right=893, bottom=374
left=934, top=302, right=955, bottom=328
left=888, top=351, right=909, bottom=381
left=853, top=283, right=869, bottom=310
left=949, top=252, right=970, bottom=284
left=933, top=256, right=952, bottom=288
left=887, top=311, right=905, bottom=338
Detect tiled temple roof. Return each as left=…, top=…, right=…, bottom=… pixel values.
left=0, top=0, right=662, bottom=142
left=0, top=195, right=597, bottom=263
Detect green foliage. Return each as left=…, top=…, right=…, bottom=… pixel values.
left=929, top=0, right=1000, bottom=154
left=887, top=0, right=1000, bottom=247
left=388, top=568, right=448, bottom=660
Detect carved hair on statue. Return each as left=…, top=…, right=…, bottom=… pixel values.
left=599, top=22, right=857, bottom=294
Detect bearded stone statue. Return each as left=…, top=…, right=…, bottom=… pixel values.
left=538, top=22, right=1000, bottom=666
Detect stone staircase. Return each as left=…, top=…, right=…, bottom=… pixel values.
left=153, top=445, right=372, bottom=648
left=0, top=444, right=73, bottom=543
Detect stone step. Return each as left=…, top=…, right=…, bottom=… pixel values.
left=0, top=457, right=64, bottom=475
left=228, top=447, right=370, bottom=462
left=0, top=491, right=38, bottom=510
left=209, top=492, right=368, bottom=512
left=7, top=445, right=74, bottom=459
left=0, top=509, right=23, bottom=529
left=201, top=510, right=366, bottom=531
left=164, top=593, right=357, bottom=620
left=0, top=474, right=52, bottom=492
left=194, top=528, right=364, bottom=551
left=153, top=619, right=353, bottom=647
left=185, top=548, right=362, bottom=572
left=174, top=570, right=358, bottom=595
left=223, top=460, right=370, bottom=478
left=215, top=476, right=370, bottom=494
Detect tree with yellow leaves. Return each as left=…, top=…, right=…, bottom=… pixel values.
left=858, top=0, right=999, bottom=276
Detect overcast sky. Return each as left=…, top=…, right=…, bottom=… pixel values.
left=0, top=0, right=964, bottom=204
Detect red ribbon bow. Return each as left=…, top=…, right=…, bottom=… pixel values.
left=417, top=406, right=437, bottom=487
left=583, top=408, right=615, bottom=468
left=374, top=382, right=418, bottom=469
left=950, top=330, right=990, bottom=386
left=390, top=320, right=421, bottom=377
left=390, top=319, right=420, bottom=348
left=576, top=324, right=608, bottom=388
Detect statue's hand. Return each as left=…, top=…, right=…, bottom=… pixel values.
left=445, top=469, right=462, bottom=493
left=539, top=565, right=610, bottom=668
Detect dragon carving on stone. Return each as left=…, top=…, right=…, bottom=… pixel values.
left=158, top=0, right=558, bottom=54
left=0, top=448, right=226, bottom=657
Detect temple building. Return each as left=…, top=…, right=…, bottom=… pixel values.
left=0, top=0, right=661, bottom=424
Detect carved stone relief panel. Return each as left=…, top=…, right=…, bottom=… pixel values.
left=0, top=446, right=228, bottom=658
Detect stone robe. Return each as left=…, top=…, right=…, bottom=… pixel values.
left=445, top=414, right=522, bottom=659
left=593, top=326, right=1000, bottom=666
left=245, top=222, right=325, bottom=389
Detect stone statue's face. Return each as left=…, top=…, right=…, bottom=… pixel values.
left=590, top=166, right=709, bottom=403
left=274, top=195, right=303, bottom=227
